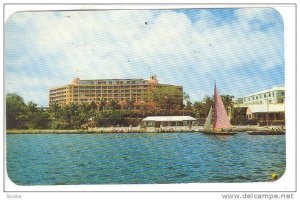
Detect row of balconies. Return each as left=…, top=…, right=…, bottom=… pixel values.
left=50, top=92, right=67, bottom=95
left=73, top=86, right=149, bottom=91
left=72, top=93, right=144, bottom=98
left=50, top=91, right=148, bottom=97
left=73, top=90, right=147, bottom=94
left=50, top=88, right=67, bottom=92
left=243, top=90, right=285, bottom=103
left=79, top=81, right=148, bottom=85
left=49, top=95, right=66, bottom=98
left=72, top=96, right=142, bottom=102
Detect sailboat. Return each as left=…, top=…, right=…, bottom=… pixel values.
left=204, top=106, right=213, bottom=130
left=202, top=84, right=237, bottom=135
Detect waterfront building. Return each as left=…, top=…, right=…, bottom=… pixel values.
left=246, top=104, right=285, bottom=122
left=142, top=116, right=197, bottom=128
left=49, top=75, right=183, bottom=106
left=232, top=86, right=285, bottom=125
left=241, top=86, right=285, bottom=105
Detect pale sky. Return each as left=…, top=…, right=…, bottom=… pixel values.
left=5, top=8, right=284, bottom=106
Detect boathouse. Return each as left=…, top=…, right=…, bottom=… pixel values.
left=142, top=116, right=197, bottom=128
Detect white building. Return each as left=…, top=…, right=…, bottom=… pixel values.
left=242, top=86, right=285, bottom=105
left=246, top=104, right=285, bottom=121
left=142, top=116, right=197, bottom=128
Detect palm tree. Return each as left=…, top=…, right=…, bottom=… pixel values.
left=109, top=99, right=120, bottom=111
left=98, top=98, right=106, bottom=112
left=202, top=95, right=214, bottom=116
left=128, top=99, right=135, bottom=111
left=70, top=102, right=79, bottom=116
left=27, top=101, right=38, bottom=114
left=90, top=101, right=97, bottom=111
left=50, top=101, right=60, bottom=119
left=193, top=101, right=206, bottom=119
left=221, top=95, right=235, bottom=114
left=127, top=99, right=135, bottom=119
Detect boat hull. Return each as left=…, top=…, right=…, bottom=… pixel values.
left=247, top=131, right=285, bottom=135
left=201, top=130, right=238, bottom=135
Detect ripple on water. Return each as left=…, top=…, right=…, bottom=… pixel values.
left=6, top=133, right=286, bottom=185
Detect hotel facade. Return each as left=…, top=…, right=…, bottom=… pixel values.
left=233, top=86, right=285, bottom=124
left=49, top=76, right=183, bottom=106
left=241, top=86, right=285, bottom=105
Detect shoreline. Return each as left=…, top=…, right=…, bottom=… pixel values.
left=6, top=129, right=83, bottom=134
left=6, top=129, right=193, bottom=134
left=6, top=125, right=285, bottom=135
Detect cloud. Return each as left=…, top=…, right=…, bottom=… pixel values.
left=5, top=8, right=284, bottom=106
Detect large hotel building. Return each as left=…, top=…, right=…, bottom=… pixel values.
left=49, top=75, right=183, bottom=106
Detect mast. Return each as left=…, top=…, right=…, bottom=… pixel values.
left=213, top=83, right=231, bottom=131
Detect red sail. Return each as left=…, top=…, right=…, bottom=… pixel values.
left=213, top=84, right=231, bottom=130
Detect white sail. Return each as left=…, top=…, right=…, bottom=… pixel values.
left=204, top=106, right=213, bottom=130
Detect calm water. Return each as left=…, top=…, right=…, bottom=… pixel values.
left=6, top=132, right=285, bottom=185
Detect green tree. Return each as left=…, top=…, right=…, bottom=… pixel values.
left=6, top=94, right=50, bottom=129
left=182, top=92, right=191, bottom=114
left=6, top=93, right=28, bottom=129
left=90, top=101, right=98, bottom=111
left=50, top=101, right=61, bottom=119
left=221, top=94, right=235, bottom=114
left=57, top=103, right=79, bottom=129
left=98, top=98, right=107, bottom=112
left=193, top=101, right=206, bottom=118
left=27, top=108, right=50, bottom=129
left=150, top=86, right=183, bottom=115
left=35, top=111, right=50, bottom=129
left=79, top=103, right=93, bottom=124
left=108, top=110, right=125, bottom=126
left=184, top=100, right=194, bottom=116
left=109, top=99, right=120, bottom=111
left=27, top=101, right=38, bottom=128
left=27, top=101, right=38, bottom=113
left=127, top=99, right=135, bottom=111
left=183, top=92, right=190, bottom=104
left=202, top=95, right=214, bottom=116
